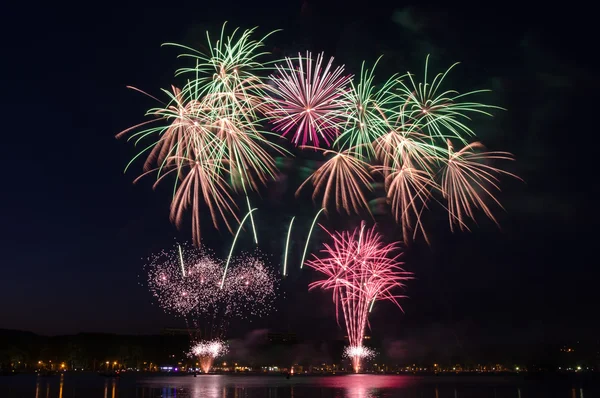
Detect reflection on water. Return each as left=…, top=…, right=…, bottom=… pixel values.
left=35, top=374, right=65, bottom=398
left=2, top=374, right=597, bottom=398
left=103, top=378, right=117, bottom=398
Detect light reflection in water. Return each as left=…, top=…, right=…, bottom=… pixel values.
left=131, top=375, right=508, bottom=398
left=12, top=374, right=598, bottom=398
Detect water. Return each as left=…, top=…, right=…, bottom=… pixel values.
left=0, top=373, right=597, bottom=398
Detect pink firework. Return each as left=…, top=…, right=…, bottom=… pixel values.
left=268, top=52, right=351, bottom=147
left=144, top=244, right=279, bottom=340
left=306, top=222, right=412, bottom=372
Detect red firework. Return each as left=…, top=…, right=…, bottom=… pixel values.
left=306, top=222, right=412, bottom=372
left=267, top=52, right=351, bottom=147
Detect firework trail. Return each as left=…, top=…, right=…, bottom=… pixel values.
left=267, top=52, right=351, bottom=147
left=144, top=243, right=279, bottom=340
left=222, top=208, right=257, bottom=288
left=300, top=208, right=325, bottom=269
left=282, top=216, right=295, bottom=276
left=189, top=339, right=228, bottom=373
left=306, top=222, right=412, bottom=372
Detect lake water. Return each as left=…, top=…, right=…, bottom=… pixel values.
left=0, top=373, right=597, bottom=398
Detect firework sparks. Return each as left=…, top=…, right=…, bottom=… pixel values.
left=268, top=52, right=351, bottom=147
left=306, top=222, right=412, bottom=372
left=168, top=23, right=277, bottom=116
left=396, top=55, right=502, bottom=144
left=144, top=243, right=279, bottom=338
left=166, top=157, right=240, bottom=244
left=343, top=346, right=376, bottom=372
left=190, top=339, right=228, bottom=373
left=440, top=140, right=519, bottom=232
left=118, top=23, right=287, bottom=246
left=333, top=58, right=399, bottom=158
left=297, top=148, right=374, bottom=215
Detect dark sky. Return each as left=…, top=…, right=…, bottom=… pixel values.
left=2, top=0, right=597, bottom=351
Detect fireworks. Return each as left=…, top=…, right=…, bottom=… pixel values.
left=343, top=346, right=376, bottom=371
left=395, top=56, right=501, bottom=144
left=119, top=22, right=518, bottom=246
left=144, top=243, right=279, bottom=337
left=295, top=56, right=517, bottom=242
left=306, top=222, right=412, bottom=372
left=267, top=52, right=351, bottom=147
left=334, top=59, right=400, bottom=158
left=296, top=148, right=374, bottom=216
left=115, top=23, right=523, bottom=373
left=440, top=140, right=519, bottom=232
left=118, top=23, right=287, bottom=246
left=190, top=339, right=228, bottom=373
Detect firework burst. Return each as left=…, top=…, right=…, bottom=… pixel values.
left=333, top=58, right=399, bottom=158
left=309, top=56, right=517, bottom=243
left=306, top=222, right=412, bottom=372
left=296, top=148, right=374, bottom=215
left=190, top=339, right=228, bottom=373
left=144, top=243, right=279, bottom=339
left=440, top=140, right=519, bottom=232
left=268, top=52, right=351, bottom=147
left=343, top=346, right=376, bottom=372
left=169, top=23, right=277, bottom=116
left=118, top=23, right=287, bottom=246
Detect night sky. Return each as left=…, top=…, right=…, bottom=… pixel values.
left=2, top=0, right=597, bottom=351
